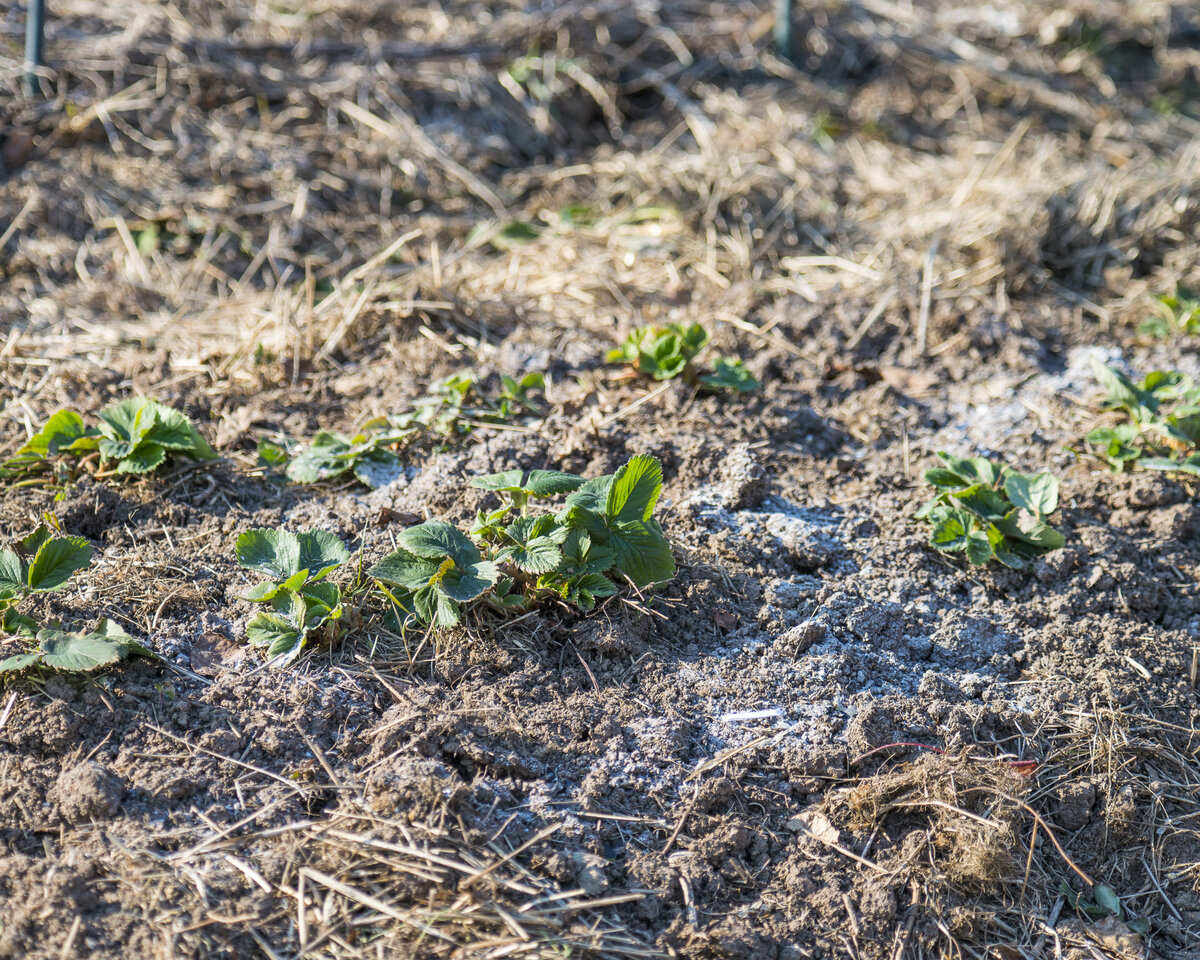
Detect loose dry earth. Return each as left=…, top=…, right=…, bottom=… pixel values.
left=2, top=1, right=1200, bottom=958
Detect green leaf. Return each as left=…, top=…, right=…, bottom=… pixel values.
left=351, top=452, right=404, bottom=489
left=239, top=581, right=281, bottom=603
left=236, top=529, right=301, bottom=580
left=1141, top=454, right=1200, bottom=477
left=368, top=549, right=443, bottom=591
left=1004, top=471, right=1059, bottom=518
left=269, top=587, right=307, bottom=628
left=26, top=536, right=92, bottom=592
left=0, top=551, right=24, bottom=592
left=929, top=507, right=971, bottom=551
left=35, top=623, right=150, bottom=672
left=934, top=452, right=1000, bottom=487
left=700, top=356, right=760, bottom=394
left=300, top=581, right=341, bottom=613
left=2, top=609, right=39, bottom=637
left=296, top=530, right=349, bottom=581
left=96, top=397, right=156, bottom=458
left=439, top=562, right=500, bottom=602
left=563, top=475, right=614, bottom=513
left=964, top=531, right=994, bottom=565
left=604, top=519, right=675, bottom=586
left=0, top=652, right=42, bottom=673
left=115, top=442, right=167, bottom=474
left=470, top=469, right=583, bottom=498
left=497, top=538, right=562, bottom=574
left=245, top=612, right=300, bottom=653
left=604, top=455, right=663, bottom=523
left=145, top=402, right=218, bottom=460
left=953, top=483, right=1011, bottom=521
left=398, top=521, right=481, bottom=566
left=1093, top=884, right=1121, bottom=918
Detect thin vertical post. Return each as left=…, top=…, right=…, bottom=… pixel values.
left=774, top=0, right=794, bottom=65
left=24, top=0, right=47, bottom=96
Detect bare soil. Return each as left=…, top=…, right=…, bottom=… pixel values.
left=2, top=2, right=1200, bottom=958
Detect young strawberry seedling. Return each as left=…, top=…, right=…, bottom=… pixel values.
left=259, top=371, right=546, bottom=489
left=1138, top=285, right=1200, bottom=338
left=1087, top=359, right=1200, bottom=477
left=607, top=322, right=759, bottom=394
left=917, top=453, right=1065, bottom=568
left=235, top=529, right=352, bottom=665
left=0, top=524, right=155, bottom=675
left=370, top=454, right=675, bottom=630
left=1, top=397, right=216, bottom=487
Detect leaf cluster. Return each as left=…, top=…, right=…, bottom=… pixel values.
left=917, top=453, right=1065, bottom=568
left=607, top=323, right=759, bottom=394
left=236, top=529, right=351, bottom=664
left=0, top=524, right=154, bottom=676
left=369, top=455, right=675, bottom=629
left=259, top=371, right=546, bottom=489
left=1, top=398, right=216, bottom=486
left=0, top=524, right=93, bottom=637
left=1138, top=285, right=1200, bottom=338
left=1087, top=359, right=1200, bottom=477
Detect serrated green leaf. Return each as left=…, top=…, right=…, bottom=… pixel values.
left=440, top=562, right=500, bottom=601
left=115, top=442, right=167, bottom=474
left=296, top=530, right=349, bottom=581
left=398, top=521, right=481, bottom=566
left=497, top=538, right=562, bottom=574
left=26, top=536, right=92, bottom=592
left=36, top=627, right=126, bottom=671
left=605, top=455, right=663, bottom=523
left=0, top=551, right=24, bottom=593
left=1004, top=471, right=1059, bottom=518
left=269, top=587, right=307, bottom=628
left=0, top=652, right=42, bottom=673
left=245, top=612, right=299, bottom=651
left=964, top=531, right=994, bottom=565
left=96, top=397, right=156, bottom=457
left=934, top=452, right=1000, bottom=487
left=954, top=482, right=1010, bottom=521
left=605, top=519, right=675, bottom=586
left=470, top=469, right=583, bottom=498
left=236, top=529, right=301, bottom=580
left=239, top=581, right=280, bottom=603
left=368, top=548, right=443, bottom=591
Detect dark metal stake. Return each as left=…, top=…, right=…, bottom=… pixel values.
left=24, top=0, right=47, bottom=96
left=774, top=0, right=794, bottom=65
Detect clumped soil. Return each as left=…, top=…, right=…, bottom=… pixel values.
left=2, top=2, right=1200, bottom=959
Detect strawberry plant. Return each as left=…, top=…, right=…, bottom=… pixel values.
left=1139, top=285, right=1200, bottom=338
left=1087, top=359, right=1200, bottom=477
left=259, top=371, right=546, bottom=489
left=607, top=323, right=759, bottom=394
left=1, top=621, right=155, bottom=675
left=917, top=453, right=1065, bottom=568
left=235, top=529, right=351, bottom=665
left=370, top=454, right=675, bottom=629
left=1, top=397, right=216, bottom=486
left=0, top=524, right=155, bottom=675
